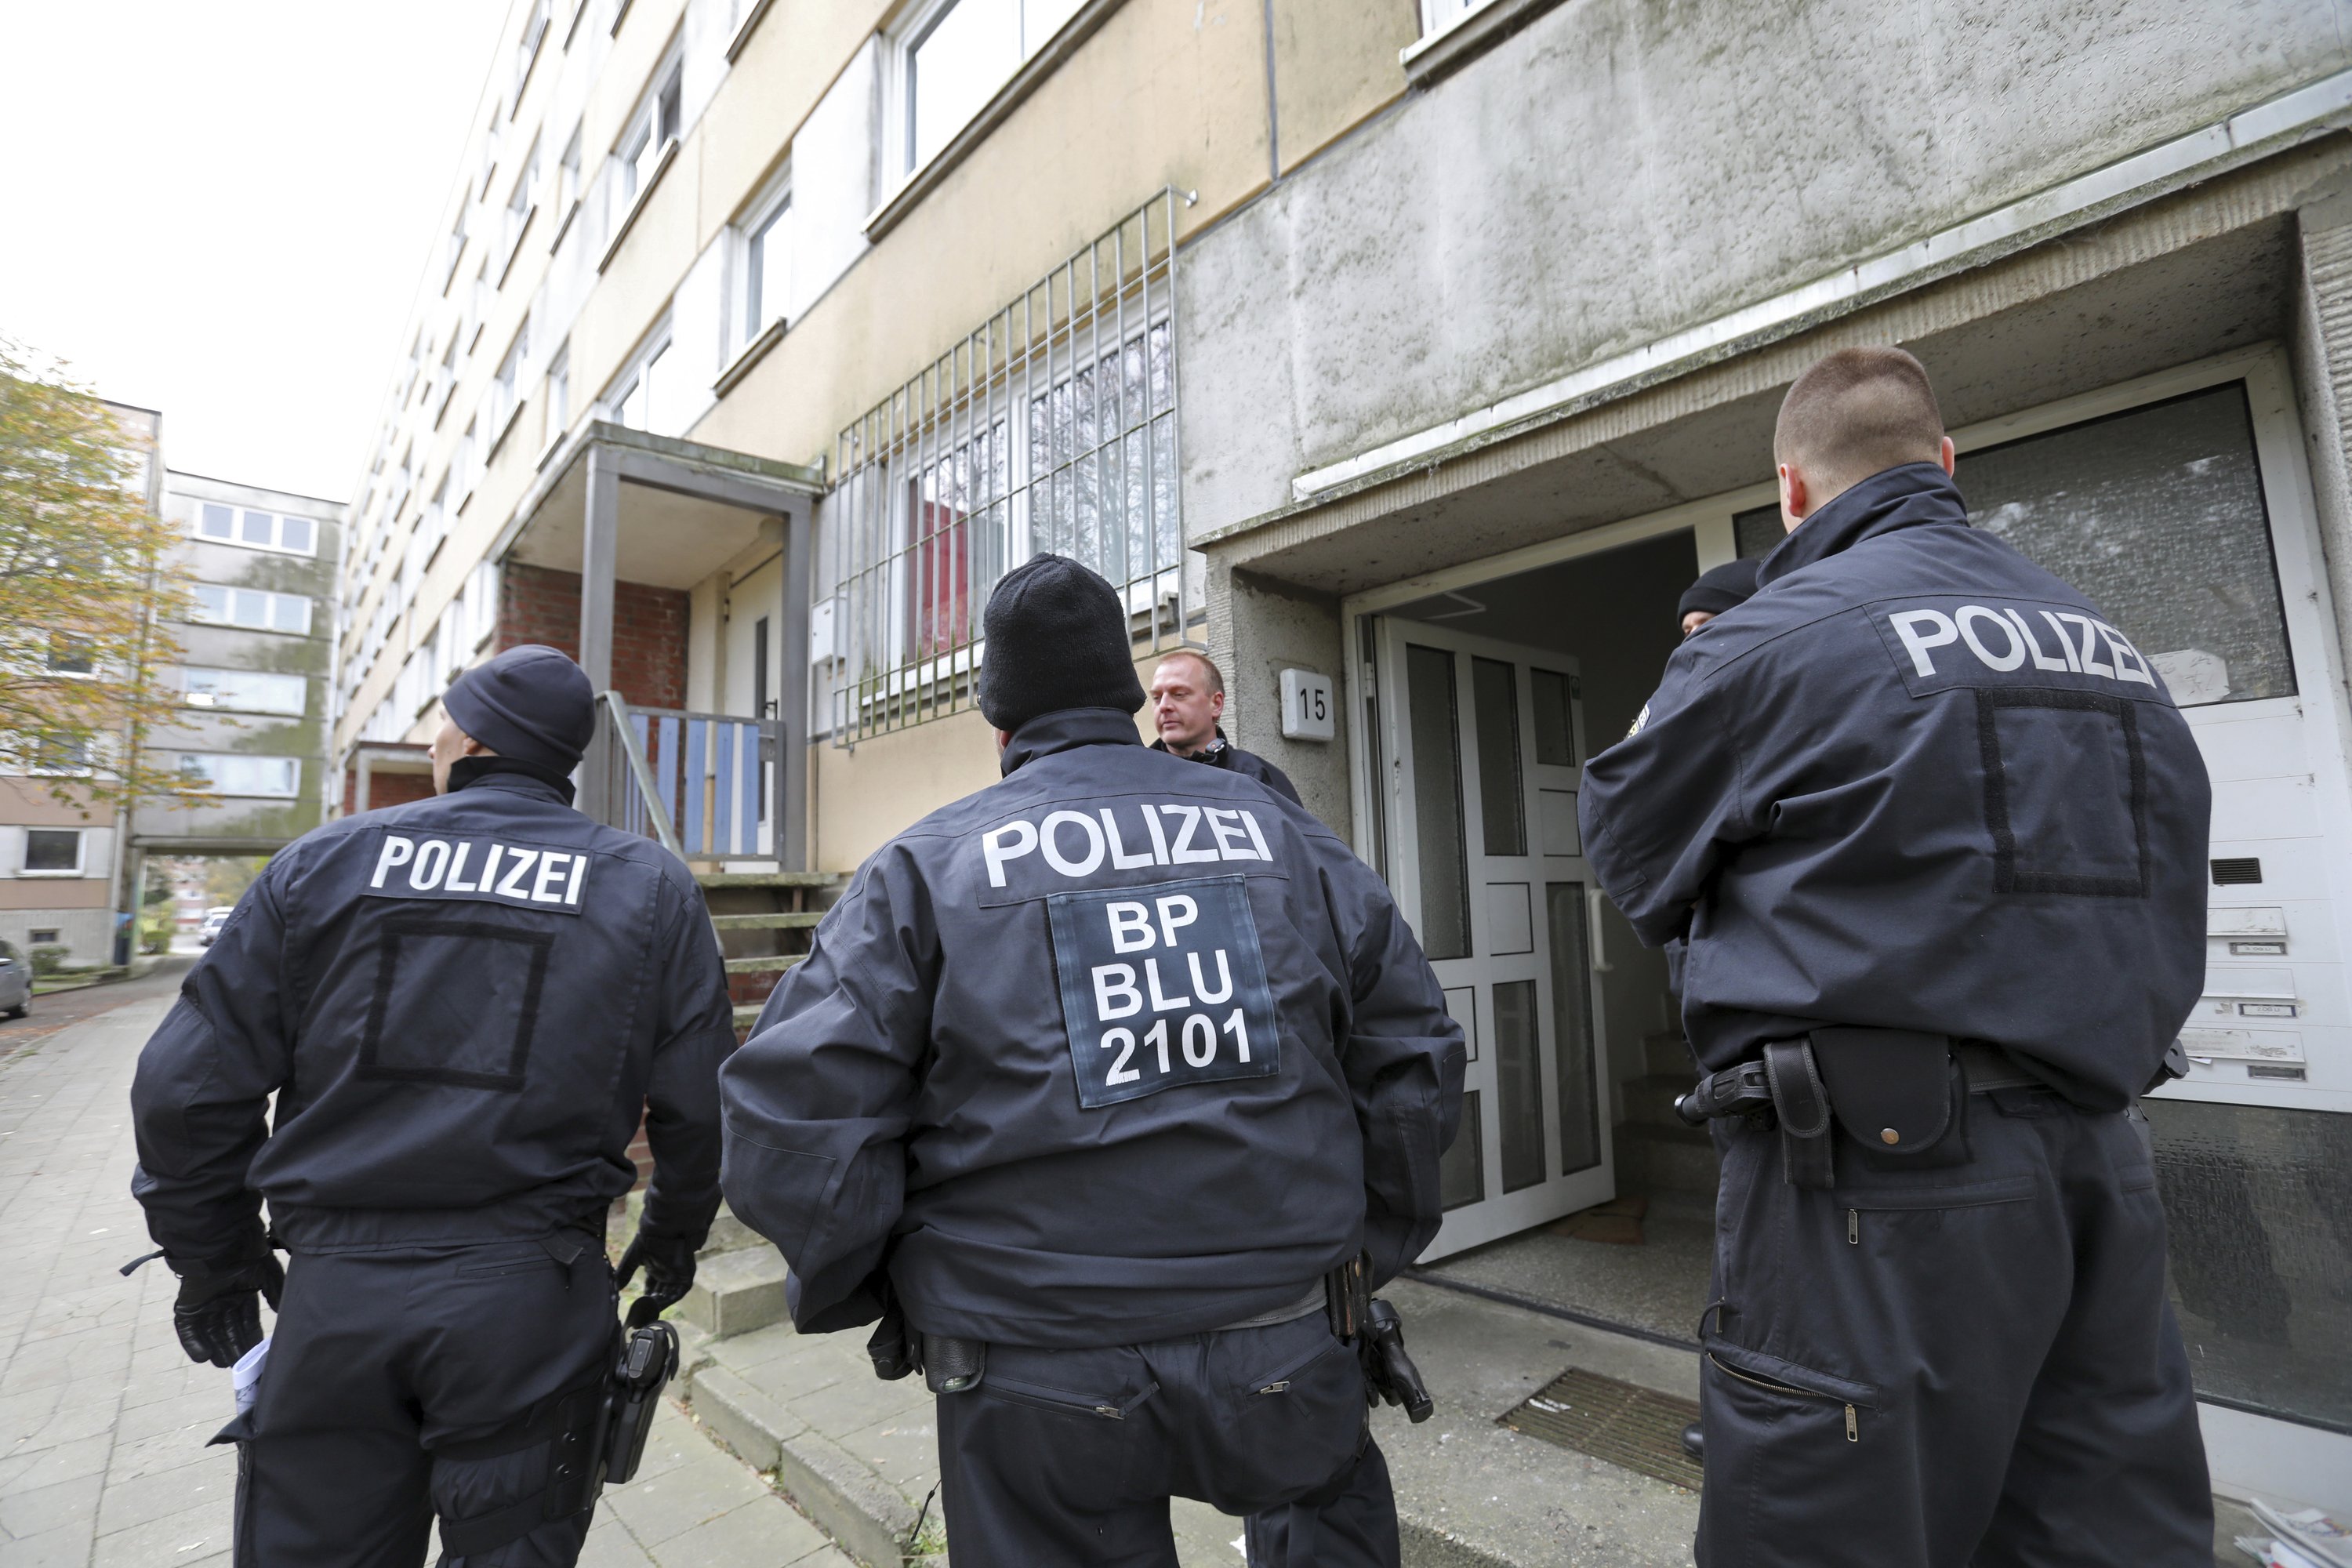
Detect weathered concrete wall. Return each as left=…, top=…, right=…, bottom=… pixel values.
left=1214, top=564, right=1352, bottom=829
left=1181, top=0, right=2351, bottom=538
left=2292, top=179, right=2352, bottom=683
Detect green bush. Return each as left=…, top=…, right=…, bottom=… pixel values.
left=27, top=946, right=71, bottom=978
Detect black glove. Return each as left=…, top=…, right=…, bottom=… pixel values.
left=171, top=1250, right=284, bottom=1369
left=615, top=1228, right=699, bottom=1329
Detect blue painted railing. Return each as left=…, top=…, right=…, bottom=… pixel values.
left=597, top=693, right=776, bottom=862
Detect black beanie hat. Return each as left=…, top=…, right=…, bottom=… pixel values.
left=977, top=554, right=1147, bottom=732
left=442, top=644, right=597, bottom=771
left=1677, top=557, right=1762, bottom=621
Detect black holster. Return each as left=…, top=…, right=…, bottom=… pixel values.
left=1325, top=1253, right=1432, bottom=1423
left=1762, top=1039, right=1835, bottom=1189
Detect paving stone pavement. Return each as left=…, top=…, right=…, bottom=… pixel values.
left=0, top=978, right=851, bottom=1568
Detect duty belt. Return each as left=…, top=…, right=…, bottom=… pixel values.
left=1676, top=1030, right=2189, bottom=1190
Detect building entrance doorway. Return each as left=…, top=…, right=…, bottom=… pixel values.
left=1372, top=620, right=1612, bottom=1257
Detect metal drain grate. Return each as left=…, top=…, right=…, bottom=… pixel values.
left=1498, top=1368, right=1703, bottom=1492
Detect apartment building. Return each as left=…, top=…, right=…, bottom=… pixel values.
left=137, top=472, right=343, bottom=864
left=336, top=0, right=2352, bottom=1525
left=0, top=399, right=161, bottom=969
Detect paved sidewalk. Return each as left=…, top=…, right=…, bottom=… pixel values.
left=0, top=978, right=847, bottom=1568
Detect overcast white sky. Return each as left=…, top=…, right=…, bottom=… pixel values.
left=0, top=2, right=510, bottom=505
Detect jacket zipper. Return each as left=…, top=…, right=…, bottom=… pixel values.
left=1707, top=1352, right=1860, bottom=1443
left=1847, top=1208, right=1858, bottom=1245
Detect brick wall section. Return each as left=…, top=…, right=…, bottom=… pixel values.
left=497, top=562, right=689, bottom=709
left=339, top=768, right=435, bottom=815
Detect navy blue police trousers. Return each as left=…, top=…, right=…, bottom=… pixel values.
left=935, top=1312, right=1397, bottom=1568
left=1697, top=1085, right=2211, bottom=1567
left=220, top=1236, right=615, bottom=1567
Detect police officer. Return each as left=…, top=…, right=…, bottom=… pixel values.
left=130, top=644, right=735, bottom=1566
left=1675, top=557, right=1759, bottom=639
left=719, top=556, right=1465, bottom=1568
left=1148, top=648, right=1305, bottom=804
left=1581, top=347, right=2212, bottom=1566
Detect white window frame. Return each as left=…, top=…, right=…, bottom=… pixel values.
left=189, top=503, right=318, bottom=557
left=502, top=136, right=540, bottom=277
left=176, top=753, right=302, bottom=799
left=889, top=0, right=1086, bottom=178
left=516, top=0, right=551, bottom=96
left=190, top=583, right=315, bottom=637
left=601, top=321, right=674, bottom=436
left=18, top=828, right=85, bottom=877
left=181, top=666, right=308, bottom=717
left=552, top=123, right=584, bottom=249
left=734, top=169, right=792, bottom=356
left=1417, top=0, right=1500, bottom=38
left=488, top=318, right=531, bottom=450
left=613, top=48, right=684, bottom=217
left=544, top=343, right=571, bottom=452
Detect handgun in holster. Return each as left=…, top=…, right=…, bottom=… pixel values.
left=1324, top=1253, right=1433, bottom=1424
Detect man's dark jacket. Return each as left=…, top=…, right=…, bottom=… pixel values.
left=1151, top=728, right=1303, bottom=806
left=720, top=708, right=1463, bottom=1348
left=130, top=768, right=735, bottom=1261
left=1579, top=464, right=2211, bottom=1110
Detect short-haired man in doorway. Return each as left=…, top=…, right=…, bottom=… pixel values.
left=1583, top=346, right=2213, bottom=1565
left=1148, top=649, right=1304, bottom=806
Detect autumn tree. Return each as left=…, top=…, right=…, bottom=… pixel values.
left=0, top=339, right=191, bottom=811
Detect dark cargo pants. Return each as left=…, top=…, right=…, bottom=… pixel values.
left=935, top=1312, right=1395, bottom=1568
left=224, top=1237, right=617, bottom=1567
left=1697, top=1085, right=2211, bottom=1567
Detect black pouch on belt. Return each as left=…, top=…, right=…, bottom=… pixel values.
left=1809, top=1026, right=1965, bottom=1172
left=1761, top=1039, right=1835, bottom=1189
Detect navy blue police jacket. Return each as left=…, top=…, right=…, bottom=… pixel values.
left=129, top=764, right=737, bottom=1261
left=1579, top=463, right=2212, bottom=1111
left=718, top=708, right=1465, bottom=1348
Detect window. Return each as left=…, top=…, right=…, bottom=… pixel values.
left=47, top=634, right=93, bottom=674
left=902, top=0, right=1083, bottom=172
left=1417, top=0, right=1497, bottom=34
left=516, top=0, right=550, bottom=93
left=739, top=184, right=792, bottom=351
left=467, top=262, right=490, bottom=348
left=20, top=829, right=83, bottom=876
left=30, top=735, right=91, bottom=775
left=457, top=419, right=483, bottom=502
left=191, top=504, right=318, bottom=556
left=545, top=344, right=571, bottom=443
left=176, top=754, right=301, bottom=797
left=183, top=667, right=307, bottom=716
left=190, top=583, right=314, bottom=636
left=1954, top=385, right=2295, bottom=710
left=445, top=208, right=469, bottom=289
left=605, top=332, right=676, bottom=435
left=489, top=319, right=530, bottom=443
left=829, top=198, right=1187, bottom=742
left=434, top=334, right=459, bottom=422
left=25, top=931, right=57, bottom=947
left=555, top=125, right=583, bottom=233
left=503, top=138, right=540, bottom=270
left=479, top=101, right=503, bottom=198
left=616, top=56, right=682, bottom=212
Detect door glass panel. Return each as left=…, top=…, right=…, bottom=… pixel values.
left=1530, top=668, right=1576, bottom=767
left=1961, top=384, right=2292, bottom=707
left=1440, top=1090, right=1484, bottom=1210
left=1406, top=644, right=1471, bottom=959
left=1470, top=657, right=1525, bottom=855
left=1734, top=503, right=1782, bottom=561
left=1548, top=883, right=1602, bottom=1175
left=1494, top=979, right=1545, bottom=1193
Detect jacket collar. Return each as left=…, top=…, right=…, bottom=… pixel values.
left=448, top=755, right=577, bottom=805
left=1000, top=707, right=1143, bottom=775
left=1757, top=463, right=1969, bottom=587
left=1149, top=725, right=1229, bottom=761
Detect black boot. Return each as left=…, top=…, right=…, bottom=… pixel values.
left=1680, top=1421, right=1704, bottom=1463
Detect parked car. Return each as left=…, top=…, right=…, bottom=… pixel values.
left=0, top=941, right=29, bottom=1020
left=198, top=907, right=234, bottom=947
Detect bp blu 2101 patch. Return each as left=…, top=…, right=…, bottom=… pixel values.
left=1047, top=874, right=1280, bottom=1109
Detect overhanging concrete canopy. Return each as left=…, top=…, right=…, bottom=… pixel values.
left=488, top=421, right=826, bottom=867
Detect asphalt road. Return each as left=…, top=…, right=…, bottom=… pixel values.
left=0, top=957, right=192, bottom=1057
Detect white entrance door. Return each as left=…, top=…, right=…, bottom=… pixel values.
left=724, top=555, right=784, bottom=860
left=1374, top=618, right=1615, bottom=1258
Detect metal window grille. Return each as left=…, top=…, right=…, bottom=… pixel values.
left=827, top=191, right=1195, bottom=742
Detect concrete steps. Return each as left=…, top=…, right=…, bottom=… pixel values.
left=711, top=910, right=824, bottom=931
left=698, top=869, right=840, bottom=1038
left=724, top=953, right=807, bottom=975
left=678, top=1246, right=794, bottom=1339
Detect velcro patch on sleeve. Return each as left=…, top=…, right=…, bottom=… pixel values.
left=1047, top=874, right=1281, bottom=1109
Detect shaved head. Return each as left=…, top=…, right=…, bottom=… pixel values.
left=1773, top=347, right=1947, bottom=504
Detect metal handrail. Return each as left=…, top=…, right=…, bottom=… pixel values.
left=599, top=691, right=685, bottom=859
